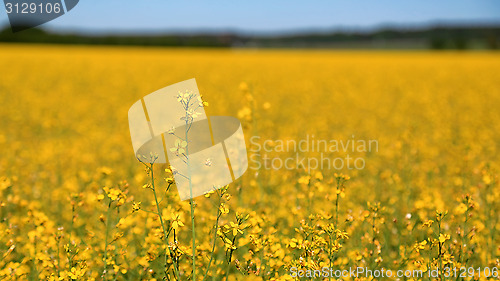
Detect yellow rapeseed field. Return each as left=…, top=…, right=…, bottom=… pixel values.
left=0, top=44, right=499, bottom=280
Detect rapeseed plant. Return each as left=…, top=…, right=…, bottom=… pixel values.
left=0, top=46, right=499, bottom=280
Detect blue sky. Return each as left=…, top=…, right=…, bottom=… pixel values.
left=1, top=0, right=500, bottom=34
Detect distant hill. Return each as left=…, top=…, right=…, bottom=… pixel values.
left=0, top=25, right=498, bottom=49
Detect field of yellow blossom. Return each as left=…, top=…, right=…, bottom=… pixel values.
left=0, top=44, right=499, bottom=280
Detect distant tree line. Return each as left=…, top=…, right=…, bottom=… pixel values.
left=0, top=25, right=498, bottom=49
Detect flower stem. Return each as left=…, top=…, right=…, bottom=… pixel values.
left=190, top=197, right=196, bottom=280
left=202, top=195, right=222, bottom=281
left=150, top=163, right=182, bottom=280
left=335, top=179, right=340, bottom=228
left=184, top=96, right=196, bottom=280
left=102, top=200, right=112, bottom=280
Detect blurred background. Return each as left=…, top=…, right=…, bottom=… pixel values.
left=1, top=0, right=499, bottom=49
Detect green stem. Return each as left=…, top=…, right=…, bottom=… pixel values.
left=438, top=220, right=443, bottom=281
left=184, top=97, right=196, bottom=281
left=33, top=234, right=39, bottom=280
left=190, top=198, right=196, bottom=280
left=202, top=196, right=222, bottom=281
left=328, top=234, right=332, bottom=281
left=224, top=238, right=236, bottom=281
left=171, top=229, right=182, bottom=279
left=224, top=262, right=231, bottom=281
left=150, top=163, right=181, bottom=280
left=462, top=207, right=468, bottom=269
left=102, top=200, right=112, bottom=280
left=56, top=236, right=60, bottom=279
left=335, top=181, right=339, bottom=228
left=371, top=213, right=376, bottom=268
left=69, top=204, right=75, bottom=268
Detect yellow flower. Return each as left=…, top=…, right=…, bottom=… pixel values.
left=439, top=233, right=450, bottom=243
left=219, top=203, right=229, bottom=214
left=288, top=238, right=303, bottom=249
left=442, top=253, right=454, bottom=265
left=483, top=173, right=492, bottom=184
left=422, top=220, right=434, bottom=227
left=454, top=203, right=467, bottom=214
left=68, top=267, right=85, bottom=280
left=103, top=186, right=123, bottom=201
left=229, top=222, right=244, bottom=236
left=239, top=82, right=249, bottom=92
left=170, top=139, right=187, bottom=155
left=298, top=176, right=310, bottom=185
left=204, top=191, right=212, bottom=198
left=335, top=230, right=349, bottom=240
left=171, top=215, right=184, bottom=229
left=132, top=201, right=141, bottom=212
left=98, top=166, right=113, bottom=175
left=414, top=240, right=427, bottom=253
left=222, top=237, right=237, bottom=250
left=237, top=106, right=252, bottom=120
